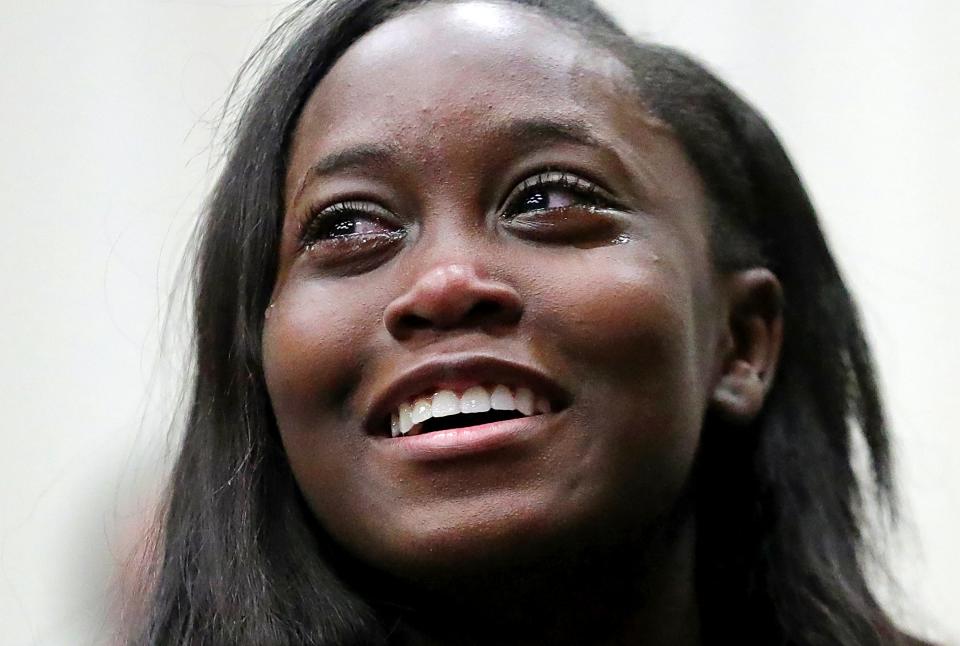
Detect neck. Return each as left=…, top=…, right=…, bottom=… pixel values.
left=384, top=513, right=700, bottom=646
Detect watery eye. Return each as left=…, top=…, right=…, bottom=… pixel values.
left=515, top=187, right=577, bottom=212
left=503, top=171, right=609, bottom=218
left=499, top=171, right=625, bottom=244
left=325, top=216, right=390, bottom=238
left=301, top=200, right=400, bottom=248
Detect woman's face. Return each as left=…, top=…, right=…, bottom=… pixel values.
left=263, top=2, right=727, bottom=579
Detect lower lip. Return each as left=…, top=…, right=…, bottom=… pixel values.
left=374, top=414, right=552, bottom=461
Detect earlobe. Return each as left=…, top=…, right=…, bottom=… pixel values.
left=709, top=268, right=784, bottom=425
left=711, top=359, right=768, bottom=423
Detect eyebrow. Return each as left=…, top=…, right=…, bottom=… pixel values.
left=293, top=143, right=399, bottom=205
left=497, top=117, right=604, bottom=150
left=291, top=117, right=605, bottom=205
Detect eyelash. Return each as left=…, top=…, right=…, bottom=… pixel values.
left=501, top=170, right=615, bottom=217
left=299, top=200, right=401, bottom=250
left=297, top=170, right=617, bottom=250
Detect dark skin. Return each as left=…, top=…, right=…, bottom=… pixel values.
left=262, top=3, right=783, bottom=645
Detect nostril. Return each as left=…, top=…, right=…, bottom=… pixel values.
left=399, top=300, right=506, bottom=331
left=382, top=264, right=524, bottom=338
left=464, top=300, right=503, bottom=323
left=399, top=312, right=433, bottom=330
left=389, top=298, right=519, bottom=335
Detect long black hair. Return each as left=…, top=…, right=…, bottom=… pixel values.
left=134, top=0, right=918, bottom=643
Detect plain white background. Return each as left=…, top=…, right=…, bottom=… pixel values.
left=1, top=1, right=957, bottom=644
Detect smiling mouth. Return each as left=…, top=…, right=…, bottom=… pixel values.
left=387, top=384, right=553, bottom=437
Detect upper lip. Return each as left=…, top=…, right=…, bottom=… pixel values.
left=363, top=353, right=570, bottom=435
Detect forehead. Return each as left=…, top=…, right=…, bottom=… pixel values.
left=288, top=3, right=659, bottom=172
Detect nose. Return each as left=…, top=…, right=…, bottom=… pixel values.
left=383, top=262, right=523, bottom=339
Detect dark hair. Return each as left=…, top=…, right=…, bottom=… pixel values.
left=135, top=0, right=919, bottom=643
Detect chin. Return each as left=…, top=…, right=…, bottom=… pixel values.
left=334, top=488, right=636, bottom=588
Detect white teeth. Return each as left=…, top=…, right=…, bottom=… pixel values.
left=431, top=390, right=460, bottom=417
left=460, top=385, right=491, bottom=413
left=490, top=384, right=515, bottom=410
left=390, top=383, right=554, bottom=436
left=411, top=397, right=432, bottom=424
left=515, top=387, right=534, bottom=416
left=399, top=403, right=414, bottom=435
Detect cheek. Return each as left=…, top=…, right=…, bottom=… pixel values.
left=533, top=246, right=703, bottom=394
left=526, top=244, right=709, bottom=503
left=261, top=278, right=388, bottom=539
left=262, top=278, right=384, bottom=440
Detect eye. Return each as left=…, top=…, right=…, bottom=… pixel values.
left=501, top=171, right=614, bottom=218
left=301, top=200, right=401, bottom=246
left=298, top=200, right=406, bottom=273
left=498, top=171, right=625, bottom=244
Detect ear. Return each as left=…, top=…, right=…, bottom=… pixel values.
left=710, top=268, right=784, bottom=425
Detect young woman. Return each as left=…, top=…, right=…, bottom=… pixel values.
left=133, top=0, right=929, bottom=643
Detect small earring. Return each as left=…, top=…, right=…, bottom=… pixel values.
left=265, top=302, right=276, bottom=320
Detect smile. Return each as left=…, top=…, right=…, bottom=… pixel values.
left=365, top=353, right=569, bottom=442
left=391, top=384, right=553, bottom=437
